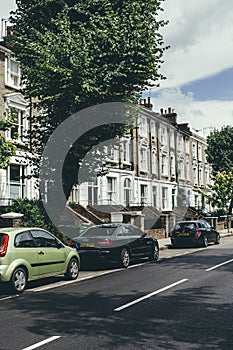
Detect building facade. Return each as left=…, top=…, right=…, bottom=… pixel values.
left=70, top=100, right=212, bottom=214
left=0, top=42, right=37, bottom=206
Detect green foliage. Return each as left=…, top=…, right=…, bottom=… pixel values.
left=0, top=118, right=16, bottom=168
left=9, top=1, right=167, bottom=112
left=8, top=0, right=168, bottom=197
left=206, top=126, right=233, bottom=175
left=5, top=198, right=66, bottom=241
left=195, top=169, right=233, bottom=215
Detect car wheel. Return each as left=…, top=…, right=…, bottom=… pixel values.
left=149, top=244, right=159, bottom=262
left=10, top=267, right=27, bottom=293
left=65, top=258, right=79, bottom=280
left=120, top=248, right=130, bottom=268
left=203, top=235, right=208, bottom=247
left=215, top=234, right=220, bottom=245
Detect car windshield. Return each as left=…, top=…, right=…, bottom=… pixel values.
left=80, top=227, right=116, bottom=238
left=175, top=222, right=196, bottom=230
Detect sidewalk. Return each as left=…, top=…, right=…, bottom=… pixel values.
left=158, top=229, right=233, bottom=250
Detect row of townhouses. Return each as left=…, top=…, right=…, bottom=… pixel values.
left=71, top=101, right=211, bottom=214
left=0, top=36, right=211, bottom=226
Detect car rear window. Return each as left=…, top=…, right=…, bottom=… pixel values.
left=175, top=222, right=196, bottom=230
left=81, top=227, right=116, bottom=238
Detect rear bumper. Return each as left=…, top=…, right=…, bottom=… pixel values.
left=171, top=237, right=203, bottom=247
left=78, top=248, right=118, bottom=263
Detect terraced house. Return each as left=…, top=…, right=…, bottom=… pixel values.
left=0, top=34, right=37, bottom=206
left=70, top=99, right=212, bottom=229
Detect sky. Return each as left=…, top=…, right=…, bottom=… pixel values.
left=144, top=0, right=233, bottom=134
left=1, top=0, right=233, bottom=134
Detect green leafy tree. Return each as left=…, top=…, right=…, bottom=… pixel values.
left=0, top=118, right=16, bottom=168
left=197, top=169, right=233, bottom=215
left=7, top=0, right=168, bottom=198
left=206, top=126, right=233, bottom=175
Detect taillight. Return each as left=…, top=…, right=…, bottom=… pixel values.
left=194, top=230, right=202, bottom=238
left=97, top=239, right=113, bottom=247
left=0, top=234, right=9, bottom=257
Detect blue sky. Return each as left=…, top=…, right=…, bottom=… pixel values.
left=1, top=0, right=233, bottom=132
left=181, top=67, right=233, bottom=102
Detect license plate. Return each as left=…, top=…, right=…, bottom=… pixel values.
left=179, top=233, right=190, bottom=237
left=79, top=243, right=94, bottom=248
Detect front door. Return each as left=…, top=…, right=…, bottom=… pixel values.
left=30, top=230, right=66, bottom=277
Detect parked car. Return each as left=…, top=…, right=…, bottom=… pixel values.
left=72, top=223, right=159, bottom=268
left=0, top=227, right=80, bottom=293
left=170, top=220, right=220, bottom=248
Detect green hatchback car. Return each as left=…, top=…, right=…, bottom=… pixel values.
left=0, top=227, right=80, bottom=293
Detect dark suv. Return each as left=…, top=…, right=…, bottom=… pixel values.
left=170, top=220, right=220, bottom=248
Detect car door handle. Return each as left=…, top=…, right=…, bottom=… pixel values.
left=38, top=251, right=44, bottom=255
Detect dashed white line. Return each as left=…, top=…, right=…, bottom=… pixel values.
left=206, top=258, right=233, bottom=271
left=0, top=295, right=19, bottom=301
left=22, top=336, right=61, bottom=350
left=114, top=278, right=188, bottom=312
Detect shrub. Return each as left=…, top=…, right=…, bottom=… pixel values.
left=5, top=198, right=66, bottom=241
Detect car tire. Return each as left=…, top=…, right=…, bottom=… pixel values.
left=65, top=258, right=79, bottom=280
left=202, top=235, right=208, bottom=247
left=120, top=248, right=130, bottom=268
left=149, top=244, right=159, bottom=262
left=215, top=234, right=220, bottom=245
left=10, top=267, right=27, bottom=293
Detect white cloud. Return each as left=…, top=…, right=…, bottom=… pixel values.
left=159, top=0, right=233, bottom=87
left=151, top=88, right=233, bottom=132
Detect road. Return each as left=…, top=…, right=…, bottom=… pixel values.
left=1, top=236, right=233, bottom=350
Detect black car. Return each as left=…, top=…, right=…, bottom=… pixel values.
left=170, top=220, right=220, bottom=248
left=73, top=223, right=159, bottom=268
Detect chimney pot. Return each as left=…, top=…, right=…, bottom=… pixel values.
left=160, top=108, right=163, bottom=114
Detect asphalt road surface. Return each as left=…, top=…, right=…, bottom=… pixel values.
left=1, top=237, right=233, bottom=350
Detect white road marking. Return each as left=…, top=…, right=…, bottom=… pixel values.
left=0, top=295, right=19, bottom=301
left=206, top=258, right=233, bottom=271
left=114, top=278, right=188, bottom=312
left=22, top=336, right=61, bottom=350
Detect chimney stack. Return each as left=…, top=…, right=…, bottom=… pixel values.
left=138, top=97, right=153, bottom=110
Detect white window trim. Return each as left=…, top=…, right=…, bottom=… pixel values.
left=5, top=55, right=21, bottom=90
left=121, top=138, right=131, bottom=164
left=140, top=146, right=148, bottom=172
left=5, top=94, right=29, bottom=144
left=138, top=116, right=148, bottom=138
